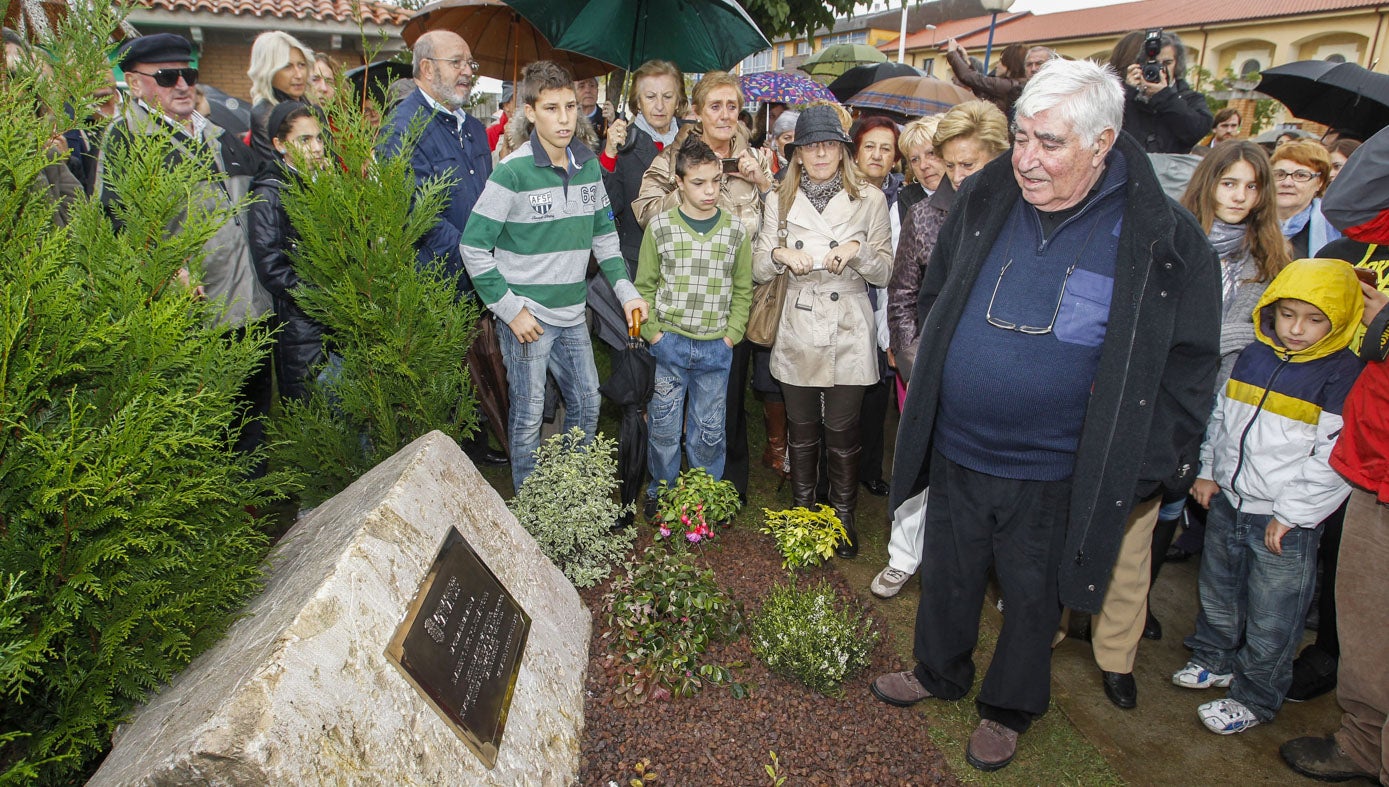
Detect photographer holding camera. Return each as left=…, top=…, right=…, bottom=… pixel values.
left=1112, top=30, right=1213, bottom=154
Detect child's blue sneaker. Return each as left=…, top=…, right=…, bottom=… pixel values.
left=1198, top=698, right=1261, bottom=734
left=1172, top=661, right=1233, bottom=689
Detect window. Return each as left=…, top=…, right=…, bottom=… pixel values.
left=797, top=41, right=811, bottom=55
left=1325, top=53, right=1347, bottom=63
left=1240, top=58, right=1262, bottom=76
left=741, top=49, right=773, bottom=73
left=821, top=31, right=868, bottom=47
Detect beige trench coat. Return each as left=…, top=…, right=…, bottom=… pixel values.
left=752, top=184, right=893, bottom=387
left=632, top=122, right=771, bottom=238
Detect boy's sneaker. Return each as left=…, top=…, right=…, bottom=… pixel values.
left=1173, top=661, right=1233, bottom=689
left=870, top=567, right=912, bottom=598
left=1198, top=698, right=1261, bottom=734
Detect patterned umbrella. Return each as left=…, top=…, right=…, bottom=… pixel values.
left=846, top=76, right=974, bottom=119
left=739, top=71, right=836, bottom=105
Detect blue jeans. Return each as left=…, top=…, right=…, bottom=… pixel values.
left=646, top=332, right=731, bottom=497
left=497, top=318, right=601, bottom=491
left=1186, top=494, right=1322, bottom=721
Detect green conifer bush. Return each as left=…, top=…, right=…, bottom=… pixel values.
left=0, top=4, right=287, bottom=781
left=266, top=75, right=480, bottom=504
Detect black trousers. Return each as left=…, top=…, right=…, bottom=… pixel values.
left=725, top=341, right=781, bottom=500
left=858, top=376, right=890, bottom=484
left=912, top=449, right=1070, bottom=734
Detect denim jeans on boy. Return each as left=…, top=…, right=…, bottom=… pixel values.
left=646, top=332, right=732, bottom=498
left=496, top=317, right=601, bottom=491
left=1186, top=494, right=1322, bottom=721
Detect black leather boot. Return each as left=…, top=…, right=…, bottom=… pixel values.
left=825, top=424, right=861, bottom=559
left=786, top=419, right=820, bottom=510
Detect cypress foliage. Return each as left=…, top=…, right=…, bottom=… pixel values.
left=0, top=4, right=287, bottom=781
left=267, top=65, right=481, bottom=504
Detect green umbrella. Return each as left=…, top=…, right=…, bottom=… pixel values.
left=503, top=0, right=770, bottom=74
left=799, top=43, right=888, bottom=81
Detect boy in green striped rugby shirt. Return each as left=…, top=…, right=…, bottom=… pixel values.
left=461, top=61, right=648, bottom=490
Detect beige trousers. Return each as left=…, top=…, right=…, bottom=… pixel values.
left=1091, top=496, right=1162, bottom=673
left=1333, top=488, right=1389, bottom=782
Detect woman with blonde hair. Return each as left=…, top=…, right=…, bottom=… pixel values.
left=247, top=31, right=314, bottom=162
left=753, top=104, right=894, bottom=559
left=634, top=70, right=775, bottom=503
left=896, top=115, right=945, bottom=220
left=872, top=100, right=1008, bottom=598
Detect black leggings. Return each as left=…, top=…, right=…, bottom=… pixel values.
left=781, top=382, right=865, bottom=435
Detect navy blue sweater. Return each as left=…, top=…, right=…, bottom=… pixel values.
left=935, top=154, right=1130, bottom=480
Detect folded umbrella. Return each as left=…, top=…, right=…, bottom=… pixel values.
left=1257, top=60, right=1389, bottom=140
left=598, top=312, right=655, bottom=528
left=828, top=62, right=925, bottom=103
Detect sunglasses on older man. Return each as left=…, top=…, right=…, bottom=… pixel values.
left=128, top=67, right=199, bottom=88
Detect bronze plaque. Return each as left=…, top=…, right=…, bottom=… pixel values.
left=386, top=527, right=531, bottom=769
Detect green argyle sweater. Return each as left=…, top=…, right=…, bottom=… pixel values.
left=635, top=207, right=753, bottom=345
left=461, top=133, right=637, bottom=327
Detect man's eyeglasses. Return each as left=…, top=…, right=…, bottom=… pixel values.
left=1273, top=169, right=1320, bottom=183
left=424, top=56, right=480, bottom=72
left=985, top=258, right=1080, bottom=335
left=128, top=67, right=199, bottom=88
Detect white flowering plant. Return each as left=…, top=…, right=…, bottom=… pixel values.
left=750, top=580, right=879, bottom=696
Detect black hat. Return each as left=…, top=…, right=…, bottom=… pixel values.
left=117, top=33, right=194, bottom=70
left=785, top=104, right=851, bottom=156
left=266, top=100, right=311, bottom=148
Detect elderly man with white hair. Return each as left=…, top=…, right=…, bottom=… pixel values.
left=870, top=58, right=1220, bottom=771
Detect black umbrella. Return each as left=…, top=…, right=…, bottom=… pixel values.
left=1257, top=60, right=1389, bottom=139
left=199, top=84, right=251, bottom=137
left=344, top=60, right=413, bottom=110
left=827, top=62, right=924, bottom=103
left=598, top=313, right=654, bottom=528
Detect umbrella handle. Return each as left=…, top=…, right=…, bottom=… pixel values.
left=628, top=309, right=643, bottom=338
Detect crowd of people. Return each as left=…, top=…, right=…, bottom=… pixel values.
left=13, top=18, right=1389, bottom=782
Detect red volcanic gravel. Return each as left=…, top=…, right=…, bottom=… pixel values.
left=577, top=526, right=958, bottom=786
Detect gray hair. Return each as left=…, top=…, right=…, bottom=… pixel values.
left=1013, top=58, right=1123, bottom=146
left=1160, top=31, right=1188, bottom=81
left=771, top=110, right=799, bottom=137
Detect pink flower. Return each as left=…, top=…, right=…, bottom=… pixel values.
left=680, top=514, right=690, bottom=525
left=687, top=531, right=701, bottom=543
left=659, top=526, right=671, bottom=537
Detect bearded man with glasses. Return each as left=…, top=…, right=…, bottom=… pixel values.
left=97, top=33, right=272, bottom=468
left=870, top=58, right=1219, bottom=771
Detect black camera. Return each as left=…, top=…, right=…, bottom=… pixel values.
left=1141, top=29, right=1165, bottom=83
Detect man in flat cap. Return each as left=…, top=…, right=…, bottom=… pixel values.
left=98, top=33, right=272, bottom=463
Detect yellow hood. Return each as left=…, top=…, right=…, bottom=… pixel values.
left=1254, top=257, right=1365, bottom=361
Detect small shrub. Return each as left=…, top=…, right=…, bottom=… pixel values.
left=760, top=506, right=847, bottom=570
left=509, top=429, right=634, bottom=588
left=652, top=468, right=741, bottom=545
left=750, top=580, right=879, bottom=696
left=601, top=547, right=747, bottom=706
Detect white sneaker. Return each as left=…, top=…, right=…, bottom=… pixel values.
left=1173, top=661, right=1233, bottom=689
left=870, top=567, right=912, bottom=598
left=1198, top=698, right=1261, bottom=734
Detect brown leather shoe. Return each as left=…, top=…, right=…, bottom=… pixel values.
left=870, top=670, right=933, bottom=707
left=966, top=720, right=1019, bottom=771
left=1280, top=736, right=1375, bottom=782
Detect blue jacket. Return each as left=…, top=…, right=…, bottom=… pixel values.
left=379, top=88, right=492, bottom=288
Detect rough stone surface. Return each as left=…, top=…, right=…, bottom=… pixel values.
left=89, top=431, right=590, bottom=786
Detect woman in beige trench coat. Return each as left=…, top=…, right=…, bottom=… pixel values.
left=752, top=105, right=894, bottom=557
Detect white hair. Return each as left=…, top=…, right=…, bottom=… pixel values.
left=1013, top=58, right=1123, bottom=146
left=247, top=31, right=313, bottom=105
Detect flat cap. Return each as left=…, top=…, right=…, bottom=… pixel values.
left=117, top=33, right=193, bottom=70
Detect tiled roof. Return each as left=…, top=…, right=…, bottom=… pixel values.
left=951, top=0, right=1382, bottom=47
left=139, top=0, right=411, bottom=26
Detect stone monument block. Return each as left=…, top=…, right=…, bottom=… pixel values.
left=89, top=430, right=590, bottom=786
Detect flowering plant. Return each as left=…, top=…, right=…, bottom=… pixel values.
left=652, top=468, right=740, bottom=545
left=750, top=580, right=879, bottom=696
